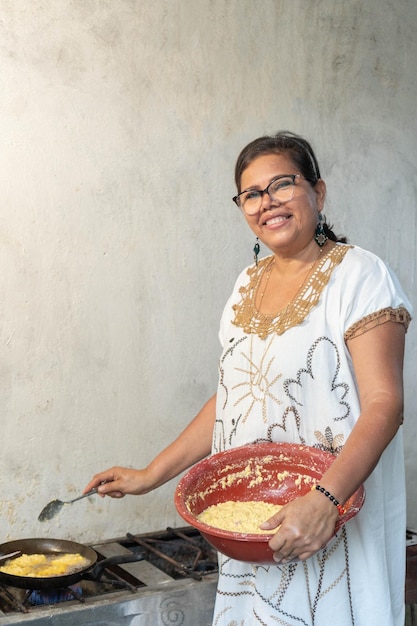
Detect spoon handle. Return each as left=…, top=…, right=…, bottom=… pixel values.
left=69, top=487, right=98, bottom=504
left=0, top=551, right=22, bottom=565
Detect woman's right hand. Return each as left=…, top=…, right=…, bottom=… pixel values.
left=83, top=466, right=153, bottom=499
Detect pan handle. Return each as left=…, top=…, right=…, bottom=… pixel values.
left=90, top=553, right=145, bottom=581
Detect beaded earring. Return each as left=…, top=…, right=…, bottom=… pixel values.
left=314, top=213, right=328, bottom=247
left=253, top=237, right=260, bottom=266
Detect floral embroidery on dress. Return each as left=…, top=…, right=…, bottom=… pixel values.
left=284, top=337, right=350, bottom=424
left=314, top=427, right=345, bottom=455
left=263, top=406, right=306, bottom=445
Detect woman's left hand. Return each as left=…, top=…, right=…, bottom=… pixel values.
left=260, top=489, right=339, bottom=563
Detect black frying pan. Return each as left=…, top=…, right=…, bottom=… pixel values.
left=0, top=538, right=98, bottom=590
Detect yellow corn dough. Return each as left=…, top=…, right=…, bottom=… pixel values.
left=0, top=552, right=89, bottom=577
left=198, top=500, right=282, bottom=533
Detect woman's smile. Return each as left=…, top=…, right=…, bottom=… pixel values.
left=262, top=213, right=292, bottom=227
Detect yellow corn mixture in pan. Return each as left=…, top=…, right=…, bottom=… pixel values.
left=198, top=500, right=283, bottom=534
left=0, top=553, right=90, bottom=577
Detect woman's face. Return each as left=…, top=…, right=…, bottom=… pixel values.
left=239, top=153, right=326, bottom=257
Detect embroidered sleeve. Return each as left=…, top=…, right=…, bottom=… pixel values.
left=344, top=306, right=411, bottom=341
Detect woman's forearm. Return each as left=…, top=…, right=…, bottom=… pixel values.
left=317, top=396, right=403, bottom=505
left=318, top=321, right=405, bottom=505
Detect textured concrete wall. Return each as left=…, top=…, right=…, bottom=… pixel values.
left=0, top=0, right=416, bottom=542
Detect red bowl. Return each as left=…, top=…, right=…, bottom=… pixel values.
left=175, top=442, right=365, bottom=564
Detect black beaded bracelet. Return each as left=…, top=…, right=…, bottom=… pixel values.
left=315, top=485, right=345, bottom=515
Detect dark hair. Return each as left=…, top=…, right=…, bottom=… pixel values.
left=234, top=131, right=347, bottom=243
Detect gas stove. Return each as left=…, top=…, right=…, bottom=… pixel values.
left=0, top=526, right=218, bottom=625
left=407, top=528, right=417, bottom=615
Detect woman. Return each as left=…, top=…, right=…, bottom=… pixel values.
left=84, top=131, right=412, bottom=625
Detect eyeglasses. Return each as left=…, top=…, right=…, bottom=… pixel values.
left=233, top=174, right=306, bottom=215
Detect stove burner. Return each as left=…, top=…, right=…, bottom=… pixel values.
left=28, top=583, right=83, bottom=605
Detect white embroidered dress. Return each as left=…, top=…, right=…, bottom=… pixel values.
left=211, top=244, right=412, bottom=626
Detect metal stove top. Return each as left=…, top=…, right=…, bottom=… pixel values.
left=0, top=526, right=218, bottom=626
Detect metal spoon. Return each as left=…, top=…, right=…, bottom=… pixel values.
left=38, top=488, right=98, bottom=522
